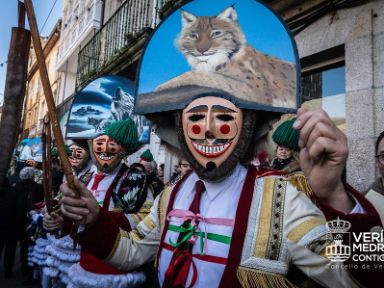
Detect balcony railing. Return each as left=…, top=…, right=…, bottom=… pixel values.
left=76, top=0, right=154, bottom=88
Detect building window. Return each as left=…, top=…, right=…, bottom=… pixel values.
left=301, top=45, right=345, bottom=132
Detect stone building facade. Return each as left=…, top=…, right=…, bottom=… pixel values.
left=22, top=20, right=61, bottom=138
left=288, top=0, right=384, bottom=191
left=67, top=0, right=383, bottom=188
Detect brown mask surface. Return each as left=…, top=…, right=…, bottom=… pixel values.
left=177, top=96, right=256, bottom=182
left=182, top=96, right=242, bottom=168
left=68, top=144, right=89, bottom=172
left=90, top=135, right=126, bottom=173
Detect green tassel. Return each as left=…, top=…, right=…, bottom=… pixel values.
left=272, top=118, right=300, bottom=151
left=105, top=118, right=139, bottom=154
left=51, top=144, right=72, bottom=157
left=140, top=149, right=153, bottom=161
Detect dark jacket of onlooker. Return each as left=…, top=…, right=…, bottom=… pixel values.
left=14, top=179, right=44, bottom=240
left=148, top=174, right=165, bottom=199
left=0, top=180, right=17, bottom=236
left=365, top=177, right=384, bottom=196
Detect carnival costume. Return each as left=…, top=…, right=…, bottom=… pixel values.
left=43, top=140, right=92, bottom=287
left=66, top=118, right=153, bottom=288
left=66, top=1, right=382, bottom=287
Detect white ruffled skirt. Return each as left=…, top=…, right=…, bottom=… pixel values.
left=43, top=234, right=81, bottom=285
left=66, top=263, right=146, bottom=288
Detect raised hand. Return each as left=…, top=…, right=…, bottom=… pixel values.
left=60, top=177, right=100, bottom=225
left=293, top=107, right=354, bottom=213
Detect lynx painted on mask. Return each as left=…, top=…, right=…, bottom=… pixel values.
left=90, top=135, right=126, bottom=173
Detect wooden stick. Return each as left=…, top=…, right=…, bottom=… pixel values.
left=41, top=120, right=49, bottom=211
left=47, top=119, right=53, bottom=205
left=42, top=115, right=52, bottom=213
left=24, top=0, right=75, bottom=191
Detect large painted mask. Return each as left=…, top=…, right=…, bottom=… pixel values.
left=132, top=0, right=301, bottom=181
left=68, top=143, right=89, bottom=172
left=90, top=135, right=126, bottom=173
left=182, top=96, right=242, bottom=170
left=177, top=96, right=256, bottom=182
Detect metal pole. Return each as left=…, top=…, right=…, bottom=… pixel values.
left=24, top=0, right=75, bottom=191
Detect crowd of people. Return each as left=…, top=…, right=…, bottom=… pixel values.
left=1, top=112, right=383, bottom=287
left=1, top=1, right=384, bottom=287
left=0, top=129, right=195, bottom=287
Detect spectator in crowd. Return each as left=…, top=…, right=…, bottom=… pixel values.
left=25, top=159, right=43, bottom=185
left=249, top=150, right=270, bottom=172
left=7, top=156, right=19, bottom=187
left=365, top=130, right=384, bottom=223
left=270, top=118, right=301, bottom=173
left=51, top=158, right=64, bottom=196
left=167, top=159, right=192, bottom=186
left=170, top=163, right=181, bottom=182
left=139, top=149, right=164, bottom=198
left=14, top=166, right=44, bottom=282
left=0, top=178, right=17, bottom=278
left=179, top=159, right=192, bottom=177
left=158, top=163, right=165, bottom=183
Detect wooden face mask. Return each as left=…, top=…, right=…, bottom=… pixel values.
left=68, top=144, right=89, bottom=171
left=182, top=96, right=243, bottom=170
left=92, top=135, right=125, bottom=172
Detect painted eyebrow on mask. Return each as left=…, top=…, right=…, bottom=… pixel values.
left=94, top=137, right=107, bottom=142
left=186, top=105, right=236, bottom=113
left=186, top=105, right=208, bottom=113
left=212, top=105, right=236, bottom=112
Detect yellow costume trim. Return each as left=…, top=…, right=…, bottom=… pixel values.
left=254, top=177, right=275, bottom=258
left=287, top=172, right=315, bottom=201
left=142, top=216, right=156, bottom=231
left=158, top=185, right=172, bottom=231
left=287, top=217, right=326, bottom=243
left=129, top=229, right=144, bottom=241
left=106, top=229, right=128, bottom=261
left=155, top=185, right=172, bottom=268
left=237, top=267, right=297, bottom=288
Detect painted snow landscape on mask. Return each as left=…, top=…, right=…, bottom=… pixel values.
left=66, top=76, right=150, bottom=143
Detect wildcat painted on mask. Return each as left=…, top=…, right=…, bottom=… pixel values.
left=176, top=6, right=296, bottom=107
left=176, top=6, right=245, bottom=73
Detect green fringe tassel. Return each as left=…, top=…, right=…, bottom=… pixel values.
left=51, top=144, right=72, bottom=157
left=272, top=118, right=300, bottom=151
left=237, top=267, right=298, bottom=288
left=140, top=149, right=153, bottom=161
left=104, top=118, right=138, bottom=154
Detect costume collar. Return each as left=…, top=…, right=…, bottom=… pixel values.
left=95, top=162, right=122, bottom=177
left=188, top=164, right=246, bottom=201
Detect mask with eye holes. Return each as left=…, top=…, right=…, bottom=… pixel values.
left=176, top=96, right=256, bottom=182
left=89, top=134, right=127, bottom=173
left=68, top=143, right=90, bottom=173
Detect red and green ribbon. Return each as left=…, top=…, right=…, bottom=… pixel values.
left=168, top=223, right=231, bottom=255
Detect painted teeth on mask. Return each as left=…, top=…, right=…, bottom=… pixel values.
left=193, top=142, right=229, bottom=154
left=98, top=153, right=113, bottom=161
